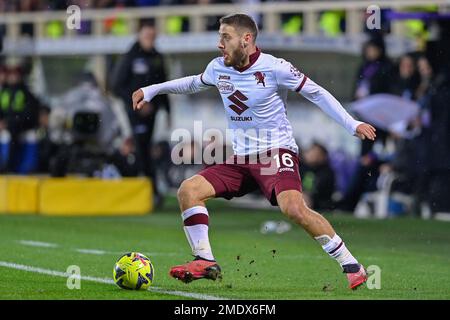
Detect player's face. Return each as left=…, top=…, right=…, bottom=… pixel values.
left=218, top=24, right=247, bottom=67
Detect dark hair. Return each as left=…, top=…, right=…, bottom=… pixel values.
left=363, top=33, right=387, bottom=62
left=139, top=19, right=156, bottom=30
left=219, top=13, right=258, bottom=42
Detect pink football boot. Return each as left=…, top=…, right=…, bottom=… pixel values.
left=169, top=257, right=222, bottom=283
left=346, top=264, right=368, bottom=290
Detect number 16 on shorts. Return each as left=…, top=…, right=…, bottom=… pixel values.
left=261, top=150, right=297, bottom=176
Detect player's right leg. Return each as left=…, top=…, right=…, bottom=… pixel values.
left=169, top=175, right=221, bottom=283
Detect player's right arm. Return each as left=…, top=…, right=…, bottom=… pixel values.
left=133, top=61, right=215, bottom=111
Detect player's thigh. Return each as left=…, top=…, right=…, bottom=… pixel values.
left=251, top=148, right=303, bottom=206
left=197, top=162, right=257, bottom=200
left=177, top=174, right=216, bottom=203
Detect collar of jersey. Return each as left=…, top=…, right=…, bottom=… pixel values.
left=234, top=47, right=261, bottom=73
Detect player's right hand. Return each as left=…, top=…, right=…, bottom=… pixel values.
left=132, top=89, right=146, bottom=111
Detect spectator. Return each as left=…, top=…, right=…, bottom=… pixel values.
left=392, top=53, right=420, bottom=100
left=407, top=55, right=434, bottom=213
left=300, top=142, right=335, bottom=211
left=0, top=65, right=40, bottom=173
left=35, top=104, right=59, bottom=173
left=353, top=34, right=392, bottom=164
left=381, top=59, right=450, bottom=216
left=416, top=55, right=434, bottom=102
left=0, top=65, right=8, bottom=170
left=427, top=65, right=450, bottom=214
left=379, top=53, right=438, bottom=216
left=110, top=20, right=171, bottom=206
left=353, top=35, right=394, bottom=100
left=337, top=35, right=393, bottom=212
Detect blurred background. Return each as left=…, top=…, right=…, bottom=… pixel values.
left=0, top=0, right=449, bottom=219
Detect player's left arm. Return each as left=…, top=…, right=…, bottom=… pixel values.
left=300, top=78, right=376, bottom=141
left=275, top=59, right=376, bottom=140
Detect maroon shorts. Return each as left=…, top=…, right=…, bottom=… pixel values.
left=198, top=148, right=302, bottom=206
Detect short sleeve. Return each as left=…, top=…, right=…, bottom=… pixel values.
left=275, top=58, right=308, bottom=92
left=200, top=59, right=216, bottom=86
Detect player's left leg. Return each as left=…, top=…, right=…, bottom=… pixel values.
left=277, top=190, right=367, bottom=289
left=170, top=161, right=258, bottom=283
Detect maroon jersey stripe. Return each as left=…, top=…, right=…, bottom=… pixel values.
left=295, top=75, right=308, bottom=92
left=235, top=47, right=261, bottom=73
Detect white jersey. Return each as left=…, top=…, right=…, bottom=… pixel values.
left=200, top=49, right=362, bottom=155
left=141, top=49, right=362, bottom=156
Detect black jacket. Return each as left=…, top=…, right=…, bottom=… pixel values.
left=354, top=58, right=393, bottom=157
left=300, top=163, right=336, bottom=210
left=110, top=42, right=170, bottom=126
left=429, top=71, right=450, bottom=171
left=354, top=58, right=395, bottom=99
left=0, top=83, right=39, bottom=136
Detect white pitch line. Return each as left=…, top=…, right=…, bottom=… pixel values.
left=73, top=249, right=180, bottom=257
left=17, top=240, right=179, bottom=257
left=18, top=240, right=59, bottom=248
left=0, top=261, right=226, bottom=300
left=75, top=249, right=108, bottom=255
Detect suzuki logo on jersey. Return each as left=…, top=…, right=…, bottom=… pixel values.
left=253, top=71, right=266, bottom=87
left=227, top=90, right=249, bottom=115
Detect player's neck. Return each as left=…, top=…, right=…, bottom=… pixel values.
left=242, top=46, right=258, bottom=67
left=234, top=46, right=259, bottom=71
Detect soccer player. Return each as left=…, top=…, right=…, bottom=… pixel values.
left=132, top=13, right=376, bottom=290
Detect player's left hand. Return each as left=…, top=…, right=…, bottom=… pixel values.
left=355, top=123, right=376, bottom=141
left=132, top=89, right=146, bottom=111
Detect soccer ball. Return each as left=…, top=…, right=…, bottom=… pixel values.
left=113, top=252, right=154, bottom=290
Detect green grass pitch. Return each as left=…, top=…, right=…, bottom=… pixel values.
left=0, top=197, right=449, bottom=300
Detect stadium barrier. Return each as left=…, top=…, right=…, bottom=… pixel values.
left=1, top=1, right=446, bottom=57
left=0, top=176, right=40, bottom=214
left=0, top=176, right=152, bottom=216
